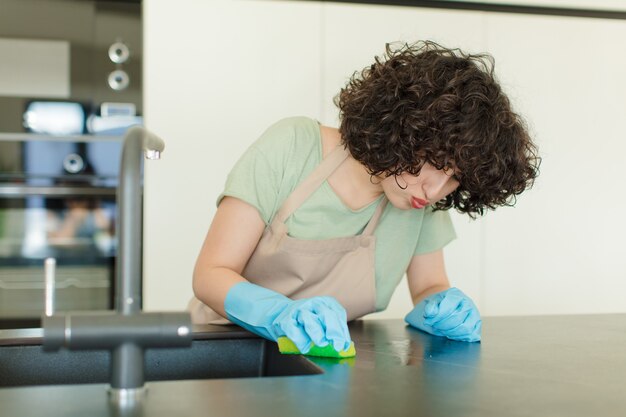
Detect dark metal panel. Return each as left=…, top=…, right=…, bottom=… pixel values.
left=301, top=0, right=626, bottom=20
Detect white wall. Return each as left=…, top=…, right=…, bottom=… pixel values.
left=143, top=0, right=626, bottom=318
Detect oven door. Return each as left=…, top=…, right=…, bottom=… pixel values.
left=0, top=138, right=120, bottom=328
left=0, top=191, right=116, bottom=328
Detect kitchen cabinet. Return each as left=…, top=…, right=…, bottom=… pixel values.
left=480, top=13, right=626, bottom=315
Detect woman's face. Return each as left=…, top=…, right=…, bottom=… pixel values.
left=379, top=163, right=460, bottom=210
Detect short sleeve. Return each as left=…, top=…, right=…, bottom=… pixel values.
left=413, top=207, right=457, bottom=255
left=216, top=145, right=281, bottom=225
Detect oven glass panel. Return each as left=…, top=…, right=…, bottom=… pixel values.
left=0, top=139, right=121, bottom=327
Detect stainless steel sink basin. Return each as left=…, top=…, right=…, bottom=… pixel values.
left=0, top=336, right=322, bottom=387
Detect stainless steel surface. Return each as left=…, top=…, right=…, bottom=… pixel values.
left=0, top=0, right=142, bottom=133
left=108, top=42, right=130, bottom=65
left=62, top=153, right=85, bottom=174
left=0, top=133, right=122, bottom=142
left=0, top=185, right=116, bottom=197
left=44, top=258, right=55, bottom=317
left=0, top=131, right=118, bottom=320
left=0, top=0, right=141, bottom=327
left=0, top=266, right=110, bottom=323
left=107, top=70, right=130, bottom=91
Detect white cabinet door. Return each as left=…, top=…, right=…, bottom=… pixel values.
left=482, top=13, right=626, bottom=315
left=143, top=0, right=323, bottom=310
left=322, top=2, right=488, bottom=318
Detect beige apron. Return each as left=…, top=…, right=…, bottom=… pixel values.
left=188, top=144, right=388, bottom=324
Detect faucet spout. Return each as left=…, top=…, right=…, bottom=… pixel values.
left=43, top=127, right=193, bottom=397
left=117, top=126, right=165, bottom=315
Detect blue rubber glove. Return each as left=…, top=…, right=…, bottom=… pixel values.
left=404, top=287, right=482, bottom=342
left=224, top=282, right=352, bottom=354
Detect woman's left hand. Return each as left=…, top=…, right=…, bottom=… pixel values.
left=404, top=287, right=482, bottom=342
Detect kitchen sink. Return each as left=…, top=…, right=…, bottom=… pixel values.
left=0, top=336, right=323, bottom=387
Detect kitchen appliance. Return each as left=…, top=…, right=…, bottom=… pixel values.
left=0, top=135, right=122, bottom=328
left=0, top=0, right=142, bottom=328
left=0, top=0, right=142, bottom=133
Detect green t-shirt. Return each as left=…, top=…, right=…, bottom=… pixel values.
left=218, top=116, right=456, bottom=311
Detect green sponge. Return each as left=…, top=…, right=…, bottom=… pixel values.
left=277, top=336, right=356, bottom=358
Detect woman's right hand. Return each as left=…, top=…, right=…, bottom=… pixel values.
left=273, top=296, right=351, bottom=353
left=224, top=282, right=351, bottom=353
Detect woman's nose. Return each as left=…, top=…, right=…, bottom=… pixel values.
left=423, top=171, right=451, bottom=200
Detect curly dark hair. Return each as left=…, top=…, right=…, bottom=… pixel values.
left=334, top=41, right=540, bottom=217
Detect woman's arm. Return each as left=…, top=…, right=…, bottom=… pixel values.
left=192, top=196, right=266, bottom=317
left=406, top=249, right=451, bottom=305
left=192, top=195, right=353, bottom=352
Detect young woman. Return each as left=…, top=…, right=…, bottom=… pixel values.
left=189, top=41, right=540, bottom=353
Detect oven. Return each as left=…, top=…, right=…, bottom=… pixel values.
left=0, top=136, right=123, bottom=328
left=0, top=0, right=141, bottom=328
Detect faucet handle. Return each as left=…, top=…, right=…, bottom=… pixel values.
left=44, top=257, right=56, bottom=317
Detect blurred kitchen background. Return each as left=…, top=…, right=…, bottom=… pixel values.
left=0, top=0, right=141, bottom=327
left=1, top=0, right=625, bottom=327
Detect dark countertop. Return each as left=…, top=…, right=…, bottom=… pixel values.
left=1, top=314, right=626, bottom=417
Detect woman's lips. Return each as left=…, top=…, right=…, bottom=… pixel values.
left=411, top=197, right=429, bottom=209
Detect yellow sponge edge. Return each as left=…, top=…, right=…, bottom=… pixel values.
left=277, top=336, right=356, bottom=358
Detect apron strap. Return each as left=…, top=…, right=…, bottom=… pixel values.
left=273, top=145, right=349, bottom=224
left=273, top=144, right=389, bottom=236
left=361, top=197, right=388, bottom=236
